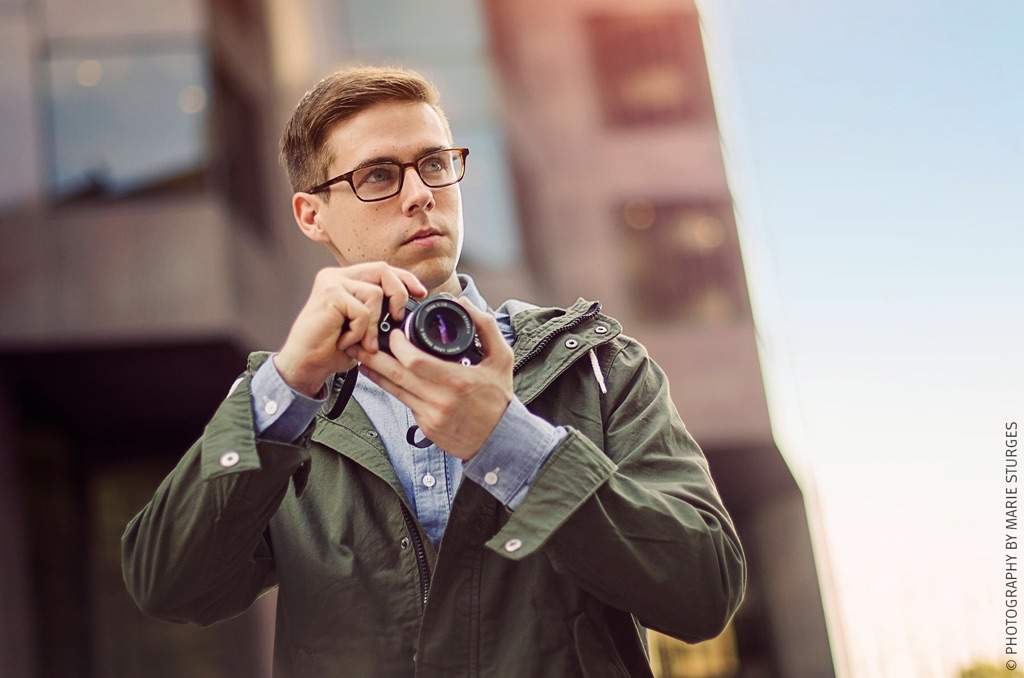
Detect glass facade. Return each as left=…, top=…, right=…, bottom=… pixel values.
left=47, top=49, right=208, bottom=199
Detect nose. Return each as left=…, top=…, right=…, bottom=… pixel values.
left=400, top=166, right=435, bottom=217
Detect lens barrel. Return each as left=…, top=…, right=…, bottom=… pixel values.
left=405, top=296, right=475, bottom=357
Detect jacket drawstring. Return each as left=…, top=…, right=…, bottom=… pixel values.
left=588, top=349, right=607, bottom=395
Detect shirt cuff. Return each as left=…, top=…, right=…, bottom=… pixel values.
left=250, top=354, right=328, bottom=443
left=463, top=396, right=567, bottom=511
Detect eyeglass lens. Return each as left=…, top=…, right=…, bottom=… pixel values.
left=351, top=149, right=464, bottom=200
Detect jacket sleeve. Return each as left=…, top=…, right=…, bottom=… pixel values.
left=482, top=337, right=748, bottom=643
left=121, top=353, right=315, bottom=626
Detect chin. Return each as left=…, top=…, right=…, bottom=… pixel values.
left=408, top=258, right=457, bottom=293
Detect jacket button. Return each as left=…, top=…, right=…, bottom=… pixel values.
left=366, top=430, right=379, bottom=438
left=219, top=451, right=240, bottom=468
left=564, top=338, right=579, bottom=349
left=504, top=538, right=522, bottom=552
left=594, top=325, right=608, bottom=334
left=400, top=536, right=410, bottom=550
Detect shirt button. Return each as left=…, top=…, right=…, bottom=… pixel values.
left=422, top=473, right=436, bottom=488
left=263, top=400, right=278, bottom=416
left=219, top=451, right=240, bottom=468
left=504, top=538, right=522, bottom=553
left=484, top=469, right=500, bottom=486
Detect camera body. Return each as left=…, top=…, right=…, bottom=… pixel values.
left=378, top=293, right=483, bottom=366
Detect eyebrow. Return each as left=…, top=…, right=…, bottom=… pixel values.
left=351, top=145, right=449, bottom=171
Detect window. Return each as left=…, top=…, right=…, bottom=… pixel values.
left=585, top=11, right=713, bottom=128
left=47, top=48, right=209, bottom=201
left=618, top=198, right=747, bottom=324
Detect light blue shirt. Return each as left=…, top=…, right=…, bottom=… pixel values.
left=249, top=274, right=566, bottom=548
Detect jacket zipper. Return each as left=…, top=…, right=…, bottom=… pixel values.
left=400, top=504, right=431, bottom=609
left=399, top=301, right=601, bottom=613
left=512, top=301, right=602, bottom=375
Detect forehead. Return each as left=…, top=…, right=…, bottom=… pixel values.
left=324, top=101, right=451, bottom=171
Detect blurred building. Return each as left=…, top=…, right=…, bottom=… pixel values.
left=0, top=0, right=835, bottom=676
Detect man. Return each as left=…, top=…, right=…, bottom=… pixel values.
left=122, top=66, right=747, bottom=677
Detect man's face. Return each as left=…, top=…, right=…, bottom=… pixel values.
left=303, top=101, right=464, bottom=293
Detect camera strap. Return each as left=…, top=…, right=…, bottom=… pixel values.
left=327, top=366, right=435, bottom=449
left=326, top=367, right=358, bottom=420
left=406, top=425, right=434, bottom=449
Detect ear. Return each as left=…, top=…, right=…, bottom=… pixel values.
left=292, top=192, right=330, bottom=244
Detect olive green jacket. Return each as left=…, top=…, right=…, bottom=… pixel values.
left=122, top=298, right=747, bottom=678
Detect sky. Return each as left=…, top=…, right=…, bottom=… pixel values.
left=697, top=2, right=1023, bottom=676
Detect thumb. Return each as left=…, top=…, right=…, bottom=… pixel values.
left=455, top=296, right=507, bottom=362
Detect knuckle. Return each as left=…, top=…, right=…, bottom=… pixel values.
left=315, top=266, right=335, bottom=283
left=449, top=373, right=470, bottom=393
left=437, top=397, right=456, bottom=418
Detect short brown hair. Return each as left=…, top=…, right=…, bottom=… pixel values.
left=280, top=65, right=452, bottom=196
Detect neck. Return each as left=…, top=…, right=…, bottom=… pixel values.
left=429, top=272, right=462, bottom=297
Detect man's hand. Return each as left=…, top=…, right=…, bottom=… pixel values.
left=274, top=262, right=428, bottom=397
left=346, top=298, right=514, bottom=461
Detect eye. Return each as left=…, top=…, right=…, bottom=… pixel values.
left=356, top=164, right=399, bottom=187
left=366, top=167, right=394, bottom=183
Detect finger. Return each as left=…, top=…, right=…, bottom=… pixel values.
left=454, top=297, right=509, bottom=364
left=359, top=365, right=430, bottom=413
left=345, top=279, right=386, bottom=352
left=388, top=330, right=458, bottom=383
left=349, top=342, right=432, bottom=399
left=389, top=266, right=429, bottom=299
left=343, top=261, right=425, bottom=301
left=328, top=288, right=370, bottom=352
left=337, top=309, right=368, bottom=352
left=378, top=269, right=410, bottom=322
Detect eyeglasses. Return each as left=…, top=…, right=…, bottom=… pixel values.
left=306, top=147, right=470, bottom=202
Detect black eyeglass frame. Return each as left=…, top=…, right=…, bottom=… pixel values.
left=305, top=147, right=470, bottom=202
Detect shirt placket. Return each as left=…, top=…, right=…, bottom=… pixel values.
left=412, top=439, right=449, bottom=546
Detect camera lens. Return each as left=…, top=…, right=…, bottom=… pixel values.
left=424, top=306, right=462, bottom=346
left=408, top=297, right=474, bottom=357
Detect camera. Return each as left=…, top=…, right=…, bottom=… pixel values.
left=378, top=293, right=483, bottom=366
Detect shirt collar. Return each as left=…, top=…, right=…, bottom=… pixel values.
left=457, top=273, right=490, bottom=314
left=457, top=273, right=516, bottom=345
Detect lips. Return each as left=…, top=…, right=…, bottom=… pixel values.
left=403, top=227, right=443, bottom=244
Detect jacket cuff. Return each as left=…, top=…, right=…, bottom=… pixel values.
left=201, top=368, right=313, bottom=494
left=250, top=353, right=328, bottom=444
left=462, top=396, right=567, bottom=510
left=483, top=427, right=617, bottom=560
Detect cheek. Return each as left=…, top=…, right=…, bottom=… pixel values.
left=332, top=208, right=391, bottom=259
